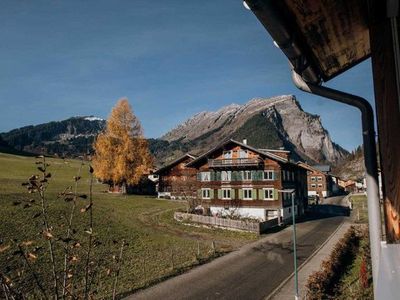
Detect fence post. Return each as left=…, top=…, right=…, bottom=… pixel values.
left=197, top=241, right=200, bottom=258
left=211, top=241, right=215, bottom=255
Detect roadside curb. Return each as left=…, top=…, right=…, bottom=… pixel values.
left=265, top=219, right=347, bottom=300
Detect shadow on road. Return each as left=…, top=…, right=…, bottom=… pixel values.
left=261, top=204, right=350, bottom=236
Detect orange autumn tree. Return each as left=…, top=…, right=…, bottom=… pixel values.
left=92, top=98, right=153, bottom=193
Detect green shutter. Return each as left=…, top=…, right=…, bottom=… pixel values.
left=210, top=189, right=214, bottom=199
left=232, top=171, right=237, bottom=181
left=231, top=188, right=235, bottom=199
left=238, top=189, right=243, bottom=200
left=217, top=189, right=222, bottom=199
left=258, top=170, right=263, bottom=181
left=258, top=189, right=263, bottom=200
left=251, top=170, right=256, bottom=181
left=210, top=171, right=215, bottom=181
left=239, top=171, right=243, bottom=181
left=197, top=172, right=201, bottom=181
left=274, top=189, right=278, bottom=200
left=253, top=188, right=257, bottom=200
left=197, top=189, right=201, bottom=199
left=216, top=171, right=221, bottom=181
left=274, top=171, right=280, bottom=181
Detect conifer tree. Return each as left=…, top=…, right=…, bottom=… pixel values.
left=92, top=98, right=153, bottom=193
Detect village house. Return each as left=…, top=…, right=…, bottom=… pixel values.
left=186, top=139, right=308, bottom=222
left=155, top=153, right=198, bottom=199
left=298, top=163, right=333, bottom=199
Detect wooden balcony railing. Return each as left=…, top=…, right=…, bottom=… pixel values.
left=208, top=158, right=263, bottom=168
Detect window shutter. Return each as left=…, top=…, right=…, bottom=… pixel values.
left=259, top=189, right=263, bottom=200
left=253, top=188, right=257, bottom=200
left=274, top=189, right=278, bottom=200
left=251, top=170, right=256, bottom=181
left=197, top=172, right=201, bottom=181
left=257, top=170, right=263, bottom=180
left=217, top=189, right=222, bottom=199
left=210, top=171, right=215, bottom=181
left=238, top=189, right=243, bottom=200
left=232, top=171, right=238, bottom=181
left=271, top=170, right=275, bottom=180
left=216, top=171, right=221, bottom=181
left=274, top=170, right=280, bottom=181
left=197, top=189, right=201, bottom=199
left=210, top=189, right=214, bottom=199
left=231, top=188, right=235, bottom=199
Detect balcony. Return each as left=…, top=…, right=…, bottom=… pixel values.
left=208, top=158, right=263, bottom=168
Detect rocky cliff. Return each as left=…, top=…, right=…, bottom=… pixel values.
left=158, top=95, right=348, bottom=165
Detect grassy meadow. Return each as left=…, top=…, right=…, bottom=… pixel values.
left=0, top=153, right=256, bottom=298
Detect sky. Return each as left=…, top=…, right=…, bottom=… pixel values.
left=0, top=0, right=375, bottom=151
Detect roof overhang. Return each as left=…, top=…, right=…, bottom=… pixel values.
left=244, top=0, right=371, bottom=83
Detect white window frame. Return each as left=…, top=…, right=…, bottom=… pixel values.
left=202, top=188, right=210, bottom=199
left=263, top=170, right=274, bottom=181
left=243, top=188, right=252, bottom=200
left=311, top=176, right=316, bottom=182
left=317, top=176, right=322, bottom=181
left=222, top=188, right=231, bottom=200
left=311, top=183, right=316, bottom=188
left=243, top=170, right=252, bottom=181
left=318, top=183, right=323, bottom=188
left=201, top=172, right=211, bottom=182
left=221, top=170, right=232, bottom=181
left=263, top=188, right=274, bottom=200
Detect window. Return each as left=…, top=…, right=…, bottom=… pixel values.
left=222, top=188, right=231, bottom=200
left=221, top=170, right=232, bottom=181
left=317, top=176, right=322, bottom=181
left=202, top=188, right=210, bottom=199
left=311, top=183, right=316, bottom=188
left=311, top=176, right=316, bottom=182
left=318, top=184, right=323, bottom=188
left=263, top=188, right=274, bottom=200
left=243, top=188, right=252, bottom=200
left=243, top=170, right=252, bottom=181
left=263, top=170, right=274, bottom=181
left=239, top=149, right=248, bottom=158
left=291, top=172, right=295, bottom=181
left=223, top=150, right=232, bottom=159
left=201, top=172, right=210, bottom=181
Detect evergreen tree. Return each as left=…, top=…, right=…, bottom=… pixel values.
left=92, top=99, right=153, bottom=193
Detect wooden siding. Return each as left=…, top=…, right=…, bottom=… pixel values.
left=369, top=0, right=400, bottom=243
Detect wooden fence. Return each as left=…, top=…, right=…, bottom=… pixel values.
left=174, top=212, right=278, bottom=234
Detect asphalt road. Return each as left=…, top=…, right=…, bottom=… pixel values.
left=126, top=196, right=347, bottom=300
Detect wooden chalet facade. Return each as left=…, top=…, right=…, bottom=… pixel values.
left=298, top=163, right=333, bottom=199
left=186, top=139, right=308, bottom=222
left=155, top=154, right=197, bottom=199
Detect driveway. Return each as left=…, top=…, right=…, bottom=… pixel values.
left=125, top=196, right=346, bottom=300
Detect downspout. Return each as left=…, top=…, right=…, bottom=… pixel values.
left=292, top=70, right=382, bottom=292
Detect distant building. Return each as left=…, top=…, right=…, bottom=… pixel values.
left=186, top=139, right=308, bottom=222
left=298, top=163, right=333, bottom=198
left=155, top=154, right=198, bottom=199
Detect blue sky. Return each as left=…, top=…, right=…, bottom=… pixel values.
left=0, top=0, right=375, bottom=151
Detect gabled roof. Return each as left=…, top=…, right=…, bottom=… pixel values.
left=154, top=153, right=197, bottom=174
left=312, top=165, right=331, bottom=173
left=297, top=162, right=324, bottom=174
left=186, top=139, right=289, bottom=168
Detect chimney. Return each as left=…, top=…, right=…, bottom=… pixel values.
left=243, top=138, right=247, bottom=145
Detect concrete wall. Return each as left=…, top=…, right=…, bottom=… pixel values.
left=210, top=206, right=269, bottom=221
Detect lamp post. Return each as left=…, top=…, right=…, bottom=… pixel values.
left=279, top=189, right=298, bottom=300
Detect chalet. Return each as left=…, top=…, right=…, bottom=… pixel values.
left=186, top=139, right=308, bottom=222
left=298, top=163, right=332, bottom=198
left=155, top=154, right=197, bottom=199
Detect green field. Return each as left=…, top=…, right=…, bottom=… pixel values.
left=350, top=194, right=368, bottom=223
left=0, top=153, right=256, bottom=298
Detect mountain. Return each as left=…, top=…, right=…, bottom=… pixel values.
left=156, top=95, right=348, bottom=165
left=1, top=95, right=349, bottom=166
left=1, top=116, right=105, bottom=157
left=333, top=146, right=368, bottom=180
